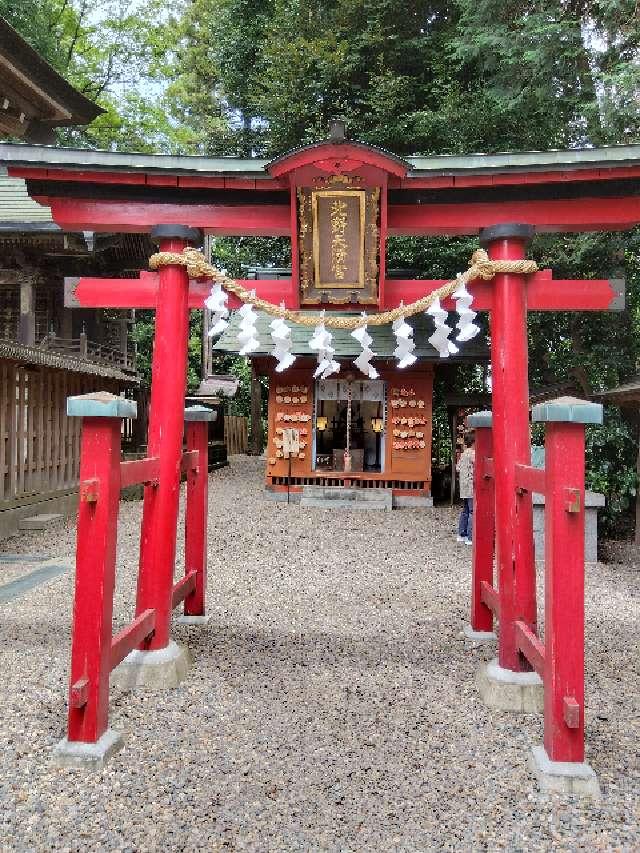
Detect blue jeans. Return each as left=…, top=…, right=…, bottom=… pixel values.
left=458, top=498, right=473, bottom=540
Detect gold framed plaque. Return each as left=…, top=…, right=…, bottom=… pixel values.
left=298, top=180, right=379, bottom=305
left=312, top=190, right=365, bottom=290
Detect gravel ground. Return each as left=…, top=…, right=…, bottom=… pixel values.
left=0, top=455, right=638, bottom=851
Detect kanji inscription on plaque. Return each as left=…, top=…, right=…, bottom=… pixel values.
left=297, top=179, right=379, bottom=305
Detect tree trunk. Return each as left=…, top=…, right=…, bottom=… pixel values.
left=249, top=363, right=263, bottom=456
left=635, top=415, right=640, bottom=546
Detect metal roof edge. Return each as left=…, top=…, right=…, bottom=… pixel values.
left=0, top=143, right=270, bottom=175
left=406, top=144, right=640, bottom=175
left=0, top=221, right=60, bottom=232
left=5, top=141, right=640, bottom=179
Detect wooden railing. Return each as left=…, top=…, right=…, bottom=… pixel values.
left=38, top=332, right=137, bottom=373
left=225, top=415, right=248, bottom=455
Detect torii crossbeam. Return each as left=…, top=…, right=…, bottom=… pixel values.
left=64, top=268, right=622, bottom=313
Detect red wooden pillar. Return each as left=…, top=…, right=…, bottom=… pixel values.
left=183, top=406, right=215, bottom=618
left=466, top=411, right=495, bottom=635
left=136, top=225, right=203, bottom=651
left=64, top=393, right=136, bottom=745
left=480, top=223, right=537, bottom=672
left=533, top=398, right=603, bottom=763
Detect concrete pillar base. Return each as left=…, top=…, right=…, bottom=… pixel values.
left=477, top=657, right=544, bottom=713
left=175, top=614, right=212, bottom=626
left=462, top=625, right=497, bottom=643
left=52, top=728, right=123, bottom=770
left=530, top=746, right=601, bottom=800
left=110, top=640, right=191, bottom=690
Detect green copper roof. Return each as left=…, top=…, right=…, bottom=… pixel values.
left=213, top=311, right=489, bottom=361
left=4, top=141, right=640, bottom=178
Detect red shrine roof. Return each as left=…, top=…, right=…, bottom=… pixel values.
left=4, top=140, right=640, bottom=180
left=5, top=138, right=640, bottom=234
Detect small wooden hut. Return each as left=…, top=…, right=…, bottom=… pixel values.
left=215, top=312, right=488, bottom=505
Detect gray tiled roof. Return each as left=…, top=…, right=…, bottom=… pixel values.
left=213, top=311, right=489, bottom=361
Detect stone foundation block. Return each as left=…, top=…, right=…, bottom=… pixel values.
left=53, top=728, right=123, bottom=770
left=18, top=513, right=63, bottom=530
left=392, top=495, right=434, bottom=508
left=529, top=745, right=601, bottom=800
left=477, top=657, right=544, bottom=713
left=175, top=614, right=212, bottom=626
left=110, top=640, right=191, bottom=690
left=462, top=625, right=497, bottom=643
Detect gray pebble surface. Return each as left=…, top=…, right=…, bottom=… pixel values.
left=0, top=456, right=638, bottom=851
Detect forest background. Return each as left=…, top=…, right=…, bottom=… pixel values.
left=2, top=0, right=640, bottom=533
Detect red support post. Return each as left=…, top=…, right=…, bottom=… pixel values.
left=481, top=223, right=537, bottom=672
left=466, top=411, right=495, bottom=635
left=182, top=406, right=215, bottom=618
left=534, top=398, right=602, bottom=763
left=135, top=225, right=202, bottom=651
left=63, top=393, right=136, bottom=745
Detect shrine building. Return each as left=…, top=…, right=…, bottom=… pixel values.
left=214, top=310, right=487, bottom=503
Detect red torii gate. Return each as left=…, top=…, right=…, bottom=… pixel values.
left=3, top=135, right=630, bottom=787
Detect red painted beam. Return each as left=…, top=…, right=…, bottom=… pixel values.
left=37, top=197, right=292, bottom=235
left=67, top=271, right=620, bottom=313
left=227, top=280, right=298, bottom=310
left=480, top=580, right=500, bottom=616
left=388, top=196, right=640, bottom=235
left=69, top=677, right=89, bottom=709
left=382, top=279, right=494, bottom=311
left=66, top=272, right=208, bottom=309
left=180, top=449, right=199, bottom=474
left=171, top=570, right=197, bottom=609
left=526, top=276, right=622, bottom=311
left=67, top=274, right=298, bottom=311
left=515, top=463, right=546, bottom=495
left=387, top=272, right=620, bottom=312
left=37, top=194, right=640, bottom=236
left=109, top=608, right=156, bottom=671
left=515, top=619, right=546, bottom=678
left=563, top=696, right=581, bottom=729
left=120, top=456, right=160, bottom=488
left=11, top=167, right=147, bottom=185
left=9, top=166, right=285, bottom=191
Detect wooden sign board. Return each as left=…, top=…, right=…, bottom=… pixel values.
left=282, top=427, right=300, bottom=458
left=298, top=180, right=380, bottom=305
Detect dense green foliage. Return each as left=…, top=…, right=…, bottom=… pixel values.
left=5, top=0, right=640, bottom=533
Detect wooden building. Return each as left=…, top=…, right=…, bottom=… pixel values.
left=0, top=16, right=143, bottom=536
left=0, top=174, right=144, bottom=537
left=0, top=17, right=103, bottom=142
left=215, top=312, right=487, bottom=504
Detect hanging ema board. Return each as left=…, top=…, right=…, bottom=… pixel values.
left=282, top=427, right=300, bottom=458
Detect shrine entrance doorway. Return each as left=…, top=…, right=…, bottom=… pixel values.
left=314, top=379, right=385, bottom=473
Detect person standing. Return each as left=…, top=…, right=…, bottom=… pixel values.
left=456, top=434, right=475, bottom=545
